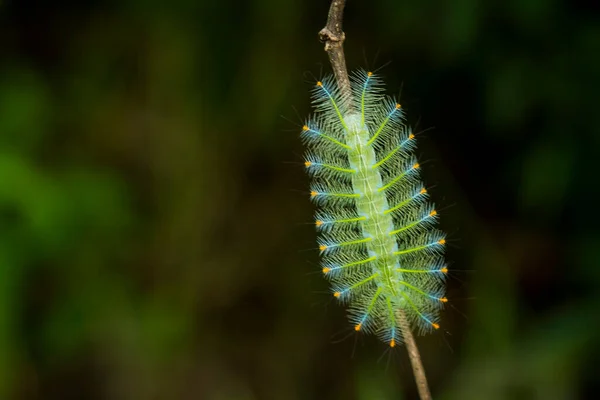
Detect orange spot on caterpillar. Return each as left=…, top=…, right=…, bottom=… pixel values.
left=395, top=103, right=402, bottom=109
left=319, top=244, right=327, bottom=252
left=413, top=163, right=420, bottom=169
left=441, top=267, right=449, bottom=274
left=440, top=297, right=448, bottom=303
left=390, top=339, right=396, bottom=348
left=429, top=210, right=437, bottom=217
left=432, top=323, right=440, bottom=330
left=420, top=187, right=427, bottom=195
left=310, top=191, right=318, bottom=197
left=355, top=323, right=362, bottom=331
left=409, top=133, right=415, bottom=140
left=322, top=267, right=330, bottom=274
left=438, top=239, right=446, bottom=245
left=304, top=161, right=312, bottom=167
left=315, top=220, right=324, bottom=227
left=316, top=81, right=323, bottom=87
left=302, top=125, right=309, bottom=131
left=333, top=291, right=341, bottom=298
left=367, top=71, right=373, bottom=77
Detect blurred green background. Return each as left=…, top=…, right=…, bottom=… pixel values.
left=1, top=0, right=599, bottom=399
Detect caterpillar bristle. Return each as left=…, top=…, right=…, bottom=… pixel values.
left=302, top=70, right=447, bottom=346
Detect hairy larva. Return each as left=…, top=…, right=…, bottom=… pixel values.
left=302, top=70, right=447, bottom=348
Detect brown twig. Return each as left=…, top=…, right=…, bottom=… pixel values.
left=397, top=310, right=433, bottom=400
left=318, top=1, right=433, bottom=399
left=318, top=0, right=353, bottom=111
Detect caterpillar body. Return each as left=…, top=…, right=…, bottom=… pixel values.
left=302, top=70, right=447, bottom=348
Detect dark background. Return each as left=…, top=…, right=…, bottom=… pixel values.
left=1, top=0, right=599, bottom=399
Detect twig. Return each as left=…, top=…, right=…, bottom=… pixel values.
left=317, top=1, right=433, bottom=399
left=397, top=310, right=433, bottom=400
left=318, top=0, right=353, bottom=111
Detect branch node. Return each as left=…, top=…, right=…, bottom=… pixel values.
left=318, top=28, right=345, bottom=44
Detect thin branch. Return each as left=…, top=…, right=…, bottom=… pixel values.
left=397, top=310, right=433, bottom=400
left=317, top=2, right=433, bottom=399
left=318, top=0, right=353, bottom=111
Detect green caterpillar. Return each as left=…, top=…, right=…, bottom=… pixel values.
left=302, top=70, right=447, bottom=348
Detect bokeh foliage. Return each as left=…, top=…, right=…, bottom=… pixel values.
left=1, top=0, right=599, bottom=398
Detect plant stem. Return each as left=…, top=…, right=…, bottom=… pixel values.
left=318, top=2, right=433, bottom=399
left=318, top=0, right=354, bottom=112
left=397, top=310, right=433, bottom=400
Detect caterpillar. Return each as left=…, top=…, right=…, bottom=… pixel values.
left=301, top=70, right=447, bottom=348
